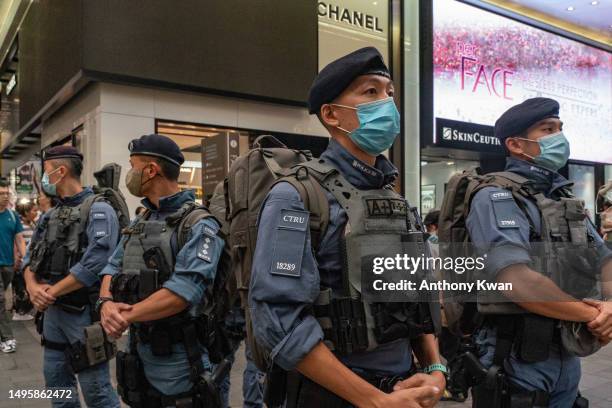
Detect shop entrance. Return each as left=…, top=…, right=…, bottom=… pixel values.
left=156, top=119, right=329, bottom=203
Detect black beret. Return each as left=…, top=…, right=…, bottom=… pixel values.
left=308, top=47, right=390, bottom=114
left=42, top=145, right=83, bottom=162
left=128, top=134, right=184, bottom=167
left=494, top=97, right=560, bottom=141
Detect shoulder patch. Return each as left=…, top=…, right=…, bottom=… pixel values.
left=489, top=191, right=513, bottom=201
left=278, top=209, right=309, bottom=231
left=489, top=191, right=520, bottom=229
left=197, top=224, right=218, bottom=262
left=92, top=211, right=109, bottom=237
left=270, top=209, right=309, bottom=277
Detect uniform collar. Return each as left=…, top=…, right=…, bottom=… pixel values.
left=505, top=157, right=572, bottom=197
left=57, top=187, right=93, bottom=206
left=320, top=139, right=398, bottom=190
left=141, top=189, right=195, bottom=212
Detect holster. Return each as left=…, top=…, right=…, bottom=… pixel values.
left=264, top=365, right=288, bottom=408
left=116, top=350, right=150, bottom=407
left=66, top=323, right=117, bottom=373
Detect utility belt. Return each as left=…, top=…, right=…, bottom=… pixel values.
left=264, top=366, right=407, bottom=408
left=36, top=313, right=116, bottom=373
left=313, top=288, right=432, bottom=355
left=134, top=317, right=208, bottom=357
left=110, top=270, right=162, bottom=305
left=461, top=314, right=586, bottom=408
left=116, top=349, right=232, bottom=408
left=483, top=314, right=561, bottom=364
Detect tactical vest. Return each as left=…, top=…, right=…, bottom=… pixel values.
left=471, top=173, right=600, bottom=315
left=297, top=159, right=438, bottom=355
left=467, top=172, right=601, bottom=358
left=29, top=195, right=98, bottom=307
left=111, top=202, right=208, bottom=307
left=111, top=202, right=239, bottom=377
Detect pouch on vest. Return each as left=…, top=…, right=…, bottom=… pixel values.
left=49, top=246, right=71, bottom=281
left=518, top=315, right=554, bottom=363
left=66, top=323, right=117, bottom=373
left=138, top=268, right=158, bottom=300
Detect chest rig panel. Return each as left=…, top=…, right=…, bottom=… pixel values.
left=477, top=178, right=600, bottom=315
left=29, top=196, right=98, bottom=308
left=30, top=204, right=86, bottom=281
left=300, top=159, right=437, bottom=355
left=111, top=209, right=177, bottom=305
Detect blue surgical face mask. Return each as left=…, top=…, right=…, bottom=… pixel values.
left=41, top=168, right=62, bottom=197
left=518, top=131, right=570, bottom=171
left=333, top=97, right=400, bottom=156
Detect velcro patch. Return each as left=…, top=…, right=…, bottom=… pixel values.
left=365, top=198, right=407, bottom=218
left=203, top=225, right=217, bottom=237
left=197, top=234, right=214, bottom=262
left=277, top=209, right=309, bottom=231
left=490, top=191, right=520, bottom=229
left=270, top=209, right=309, bottom=277
left=489, top=191, right=513, bottom=201
left=92, top=212, right=108, bottom=238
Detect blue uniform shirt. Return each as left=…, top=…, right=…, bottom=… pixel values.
left=101, top=190, right=224, bottom=395
left=249, top=139, right=414, bottom=375
left=25, top=187, right=120, bottom=287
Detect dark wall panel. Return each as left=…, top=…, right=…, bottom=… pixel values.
left=82, top=0, right=317, bottom=104
left=19, top=0, right=82, bottom=127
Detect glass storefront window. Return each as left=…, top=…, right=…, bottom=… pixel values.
left=568, top=163, right=596, bottom=219
left=156, top=120, right=329, bottom=203
left=420, top=158, right=479, bottom=215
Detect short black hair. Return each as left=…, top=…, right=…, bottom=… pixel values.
left=51, top=158, right=83, bottom=178
left=152, top=157, right=180, bottom=181
left=0, top=179, right=8, bottom=188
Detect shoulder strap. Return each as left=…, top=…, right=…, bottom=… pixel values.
left=176, top=205, right=219, bottom=250
left=464, top=172, right=539, bottom=237
left=78, top=194, right=99, bottom=234
left=279, top=174, right=330, bottom=252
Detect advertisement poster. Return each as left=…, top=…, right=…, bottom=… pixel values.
left=433, top=0, right=612, bottom=163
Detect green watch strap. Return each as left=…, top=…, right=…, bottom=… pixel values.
left=424, top=363, right=448, bottom=375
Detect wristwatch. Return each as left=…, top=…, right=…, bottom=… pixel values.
left=95, top=296, right=113, bottom=313
left=424, top=363, right=448, bottom=377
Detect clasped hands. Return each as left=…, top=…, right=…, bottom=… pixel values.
left=584, top=299, right=612, bottom=345
left=100, top=301, right=132, bottom=339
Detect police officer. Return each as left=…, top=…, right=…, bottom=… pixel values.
left=23, top=146, right=120, bottom=408
left=98, top=134, right=228, bottom=407
left=249, top=47, right=445, bottom=408
left=466, top=97, right=612, bottom=407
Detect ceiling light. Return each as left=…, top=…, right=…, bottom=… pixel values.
left=446, top=161, right=455, bottom=166
left=566, top=6, right=575, bottom=11
left=590, top=1, right=598, bottom=5
left=421, top=161, right=428, bottom=166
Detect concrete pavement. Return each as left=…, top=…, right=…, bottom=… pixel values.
left=1, top=320, right=611, bottom=407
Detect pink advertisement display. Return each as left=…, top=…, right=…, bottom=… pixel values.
left=433, top=0, right=612, bottom=163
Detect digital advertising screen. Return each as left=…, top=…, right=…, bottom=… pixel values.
left=432, top=0, right=612, bottom=163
